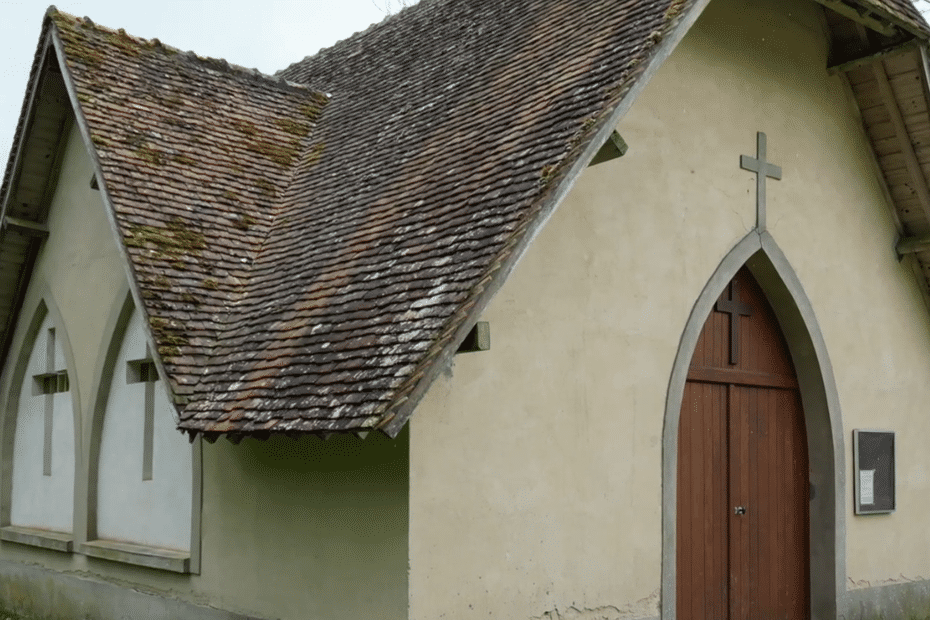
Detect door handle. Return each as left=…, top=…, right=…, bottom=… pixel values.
left=734, top=506, right=747, bottom=515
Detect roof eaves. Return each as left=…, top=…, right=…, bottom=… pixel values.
left=0, top=15, right=60, bottom=376
left=0, top=21, right=54, bottom=225
left=854, top=0, right=930, bottom=39
left=372, top=0, right=716, bottom=438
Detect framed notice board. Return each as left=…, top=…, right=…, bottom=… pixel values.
left=854, top=429, right=895, bottom=515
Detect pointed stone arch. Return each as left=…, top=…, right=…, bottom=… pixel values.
left=83, top=284, right=201, bottom=573
left=660, top=231, right=845, bottom=620
left=0, top=287, right=81, bottom=544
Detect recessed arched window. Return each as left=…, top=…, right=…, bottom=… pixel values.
left=84, top=297, right=194, bottom=572
left=1, top=299, right=77, bottom=550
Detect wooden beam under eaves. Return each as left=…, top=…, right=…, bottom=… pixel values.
left=3, top=216, right=49, bottom=238
left=896, top=234, right=930, bottom=256
left=813, top=0, right=897, bottom=37
left=456, top=321, right=490, bottom=353
left=589, top=131, right=629, bottom=167
left=828, top=39, right=920, bottom=75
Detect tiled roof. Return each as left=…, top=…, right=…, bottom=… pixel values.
left=12, top=0, right=928, bottom=439
left=49, top=11, right=329, bottom=407
left=183, top=0, right=691, bottom=438
left=41, top=0, right=694, bottom=439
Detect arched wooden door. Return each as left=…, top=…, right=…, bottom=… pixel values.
left=677, top=266, right=809, bottom=620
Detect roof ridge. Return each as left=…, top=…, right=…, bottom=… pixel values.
left=275, top=0, right=431, bottom=78
left=48, top=8, right=317, bottom=94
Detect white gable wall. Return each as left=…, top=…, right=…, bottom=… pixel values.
left=96, top=307, right=191, bottom=551
left=10, top=314, right=74, bottom=532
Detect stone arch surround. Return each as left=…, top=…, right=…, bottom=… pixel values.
left=0, top=288, right=81, bottom=535
left=85, top=287, right=200, bottom=556
left=660, top=231, right=845, bottom=620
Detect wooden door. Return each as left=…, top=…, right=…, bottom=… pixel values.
left=677, top=267, right=809, bottom=620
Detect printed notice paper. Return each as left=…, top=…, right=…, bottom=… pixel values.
left=860, top=469, right=875, bottom=505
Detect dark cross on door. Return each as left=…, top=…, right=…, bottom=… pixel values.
left=716, top=280, right=752, bottom=365
left=740, top=131, right=782, bottom=232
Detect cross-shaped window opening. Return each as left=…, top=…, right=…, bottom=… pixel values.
left=30, top=328, right=68, bottom=476
left=35, top=371, right=68, bottom=395
left=127, top=356, right=158, bottom=481
left=127, top=360, right=158, bottom=384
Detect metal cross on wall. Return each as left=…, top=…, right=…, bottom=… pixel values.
left=716, top=281, right=752, bottom=365
left=740, top=131, right=782, bottom=232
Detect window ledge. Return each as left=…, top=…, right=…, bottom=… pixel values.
left=0, top=525, right=73, bottom=552
left=80, top=539, right=190, bottom=574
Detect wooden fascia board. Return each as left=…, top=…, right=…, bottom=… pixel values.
left=374, top=0, right=716, bottom=438
left=850, top=0, right=930, bottom=40
left=3, top=216, right=49, bottom=238
left=828, top=38, right=921, bottom=74
left=0, top=231, right=42, bottom=382
left=813, top=0, right=898, bottom=37
left=47, top=25, right=186, bottom=423
left=0, top=25, right=57, bottom=379
left=919, top=46, right=930, bottom=124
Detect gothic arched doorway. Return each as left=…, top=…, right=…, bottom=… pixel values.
left=677, top=266, right=809, bottom=620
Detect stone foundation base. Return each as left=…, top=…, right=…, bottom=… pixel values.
left=0, top=559, right=248, bottom=620
left=844, top=580, right=930, bottom=620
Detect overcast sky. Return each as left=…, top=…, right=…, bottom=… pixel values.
left=2, top=1, right=930, bottom=180
left=0, top=0, right=408, bottom=175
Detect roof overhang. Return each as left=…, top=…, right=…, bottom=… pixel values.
left=0, top=24, right=72, bottom=376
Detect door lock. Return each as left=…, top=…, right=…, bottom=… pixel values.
left=734, top=506, right=747, bottom=515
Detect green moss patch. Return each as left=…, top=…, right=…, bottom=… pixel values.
left=245, top=137, right=301, bottom=168
left=171, top=153, right=197, bottom=166
left=254, top=179, right=277, bottom=197
left=302, top=142, right=325, bottom=167
left=274, top=117, right=312, bottom=138
left=107, top=28, right=141, bottom=56
left=232, top=119, right=258, bottom=136
left=124, top=217, right=206, bottom=260
left=150, top=316, right=189, bottom=358
left=234, top=214, right=258, bottom=231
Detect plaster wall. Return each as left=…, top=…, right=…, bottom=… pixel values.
left=409, top=0, right=930, bottom=617
left=10, top=314, right=74, bottom=532
left=195, top=432, right=409, bottom=620
left=96, top=307, right=191, bottom=551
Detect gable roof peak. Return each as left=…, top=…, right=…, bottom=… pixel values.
left=47, top=8, right=316, bottom=94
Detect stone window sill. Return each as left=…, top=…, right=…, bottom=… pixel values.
left=0, top=525, right=74, bottom=552
left=80, top=539, right=190, bottom=573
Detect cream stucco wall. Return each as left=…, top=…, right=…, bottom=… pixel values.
left=0, top=121, right=410, bottom=620
left=409, top=0, right=930, bottom=617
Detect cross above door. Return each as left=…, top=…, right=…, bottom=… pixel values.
left=740, top=131, right=782, bottom=232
